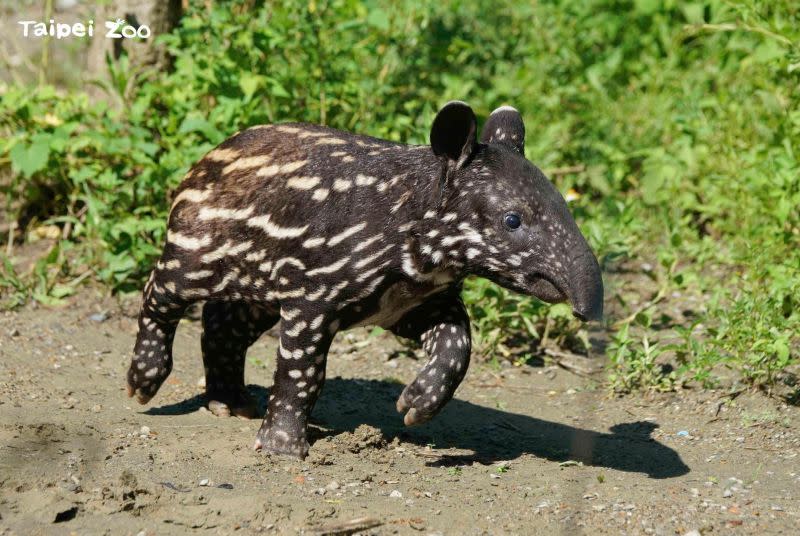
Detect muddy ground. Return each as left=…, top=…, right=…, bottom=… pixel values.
left=0, top=291, right=798, bottom=535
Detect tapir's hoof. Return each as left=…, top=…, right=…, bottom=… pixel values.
left=126, top=383, right=153, bottom=405
left=253, top=428, right=310, bottom=460
left=396, top=384, right=437, bottom=426
left=126, top=363, right=169, bottom=405
left=207, top=390, right=258, bottom=419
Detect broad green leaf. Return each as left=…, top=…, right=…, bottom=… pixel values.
left=9, top=139, right=50, bottom=178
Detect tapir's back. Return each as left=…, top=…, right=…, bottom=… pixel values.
left=169, top=123, right=433, bottom=245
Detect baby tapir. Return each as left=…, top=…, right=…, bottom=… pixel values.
left=126, top=101, right=603, bottom=459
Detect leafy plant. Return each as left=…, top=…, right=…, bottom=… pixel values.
left=608, top=311, right=677, bottom=393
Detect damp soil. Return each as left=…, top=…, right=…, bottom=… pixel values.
left=0, top=291, right=798, bottom=535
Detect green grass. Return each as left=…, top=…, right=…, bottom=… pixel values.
left=1, top=0, right=798, bottom=394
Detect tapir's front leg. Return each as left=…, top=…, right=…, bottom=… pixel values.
left=390, top=289, right=471, bottom=426
left=254, top=306, right=334, bottom=459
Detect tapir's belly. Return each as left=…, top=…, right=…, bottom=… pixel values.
left=348, top=278, right=455, bottom=330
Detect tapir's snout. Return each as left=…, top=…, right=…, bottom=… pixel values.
left=567, top=250, right=604, bottom=322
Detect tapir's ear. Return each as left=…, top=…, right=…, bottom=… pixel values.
left=480, top=105, right=525, bottom=155
left=430, top=101, right=477, bottom=169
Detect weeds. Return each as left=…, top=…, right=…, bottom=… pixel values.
left=608, top=312, right=677, bottom=393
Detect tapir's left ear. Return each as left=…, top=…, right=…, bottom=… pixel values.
left=480, top=106, right=525, bottom=155
left=430, top=101, right=477, bottom=169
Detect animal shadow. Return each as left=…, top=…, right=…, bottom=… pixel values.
left=147, top=377, right=689, bottom=479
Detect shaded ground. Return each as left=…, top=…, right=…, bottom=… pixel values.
left=0, top=291, right=798, bottom=535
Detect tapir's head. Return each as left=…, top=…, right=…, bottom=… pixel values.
left=427, top=101, right=603, bottom=321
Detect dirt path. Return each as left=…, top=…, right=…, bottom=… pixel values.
left=0, top=293, right=798, bottom=535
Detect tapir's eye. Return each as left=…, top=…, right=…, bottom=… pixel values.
left=504, top=212, right=521, bottom=230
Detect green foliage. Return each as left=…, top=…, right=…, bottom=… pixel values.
left=463, top=277, right=589, bottom=359
left=608, top=311, right=677, bottom=393
left=1, top=0, right=798, bottom=391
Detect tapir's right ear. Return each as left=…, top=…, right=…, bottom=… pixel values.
left=430, top=101, right=477, bottom=169
left=480, top=105, right=525, bottom=155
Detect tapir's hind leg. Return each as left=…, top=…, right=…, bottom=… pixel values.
left=390, top=288, right=472, bottom=426
left=127, top=270, right=189, bottom=404
left=201, top=301, right=279, bottom=418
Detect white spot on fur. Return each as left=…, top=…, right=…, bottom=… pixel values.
left=355, top=174, right=377, bottom=186
left=285, top=321, right=307, bottom=338
left=307, top=257, right=349, bottom=276
left=353, top=234, right=383, bottom=252
left=185, top=270, right=214, bottom=280
left=302, top=237, right=326, bottom=248
left=245, top=249, right=267, bottom=262
left=333, top=179, right=352, bottom=192
left=256, top=160, right=308, bottom=178
left=315, top=138, right=347, bottom=145
left=328, top=222, right=366, bottom=246
left=247, top=214, right=309, bottom=238
left=181, top=288, right=210, bottom=298
left=213, top=269, right=240, bottom=293
left=287, top=176, right=321, bottom=190
left=171, top=186, right=213, bottom=208
left=201, top=240, right=252, bottom=263
left=198, top=205, right=254, bottom=221
left=167, top=231, right=211, bottom=250
left=312, top=188, right=330, bottom=201
left=354, top=244, right=393, bottom=269
left=305, top=284, right=328, bottom=301
left=270, top=257, right=306, bottom=280
left=205, top=147, right=241, bottom=162
left=222, top=154, right=272, bottom=174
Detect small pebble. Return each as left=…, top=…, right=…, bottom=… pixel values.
left=139, top=426, right=150, bottom=436
left=389, top=490, right=403, bottom=498
left=89, top=312, right=108, bottom=323
left=199, top=478, right=210, bottom=486
left=326, top=481, right=340, bottom=491
left=490, top=473, right=501, bottom=479
left=677, top=430, right=690, bottom=437
left=722, top=488, right=733, bottom=498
